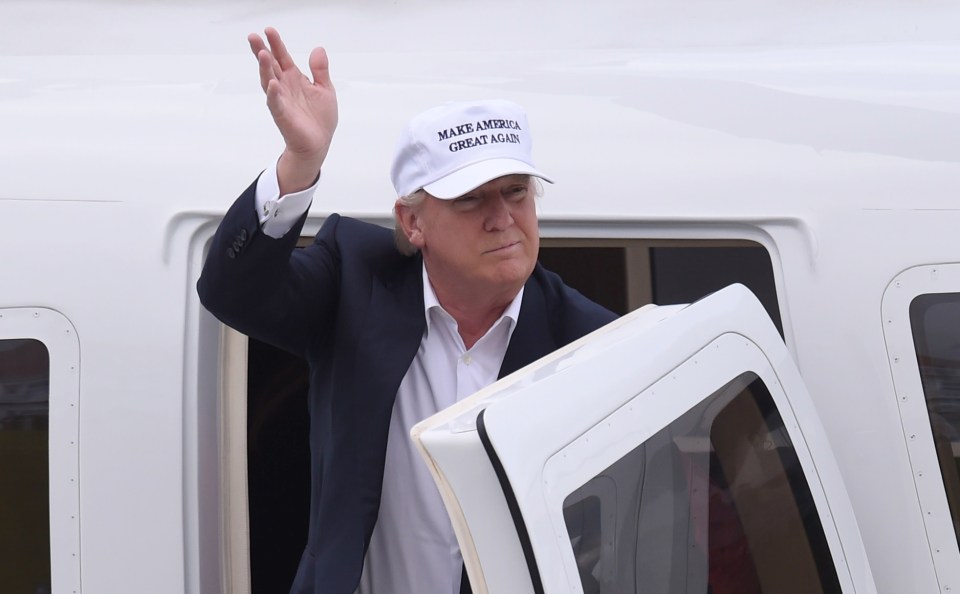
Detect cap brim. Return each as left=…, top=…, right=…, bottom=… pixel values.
left=423, top=158, right=553, bottom=199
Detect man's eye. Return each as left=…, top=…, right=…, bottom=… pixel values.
left=453, top=195, right=479, bottom=208
left=506, top=186, right=528, bottom=201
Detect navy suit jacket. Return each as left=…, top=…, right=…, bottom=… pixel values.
left=197, top=178, right=617, bottom=593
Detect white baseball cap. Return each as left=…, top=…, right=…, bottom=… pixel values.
left=390, top=99, right=553, bottom=199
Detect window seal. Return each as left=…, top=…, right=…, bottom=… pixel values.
left=477, top=408, right=545, bottom=594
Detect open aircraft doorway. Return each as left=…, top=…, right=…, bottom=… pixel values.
left=239, top=237, right=780, bottom=592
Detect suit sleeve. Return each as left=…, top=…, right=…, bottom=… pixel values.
left=197, top=176, right=343, bottom=356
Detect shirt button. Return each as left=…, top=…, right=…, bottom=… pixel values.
left=462, top=354, right=472, bottom=365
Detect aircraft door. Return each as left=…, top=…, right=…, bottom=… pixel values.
left=413, top=284, right=877, bottom=594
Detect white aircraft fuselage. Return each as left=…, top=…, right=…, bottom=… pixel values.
left=2, top=1, right=959, bottom=592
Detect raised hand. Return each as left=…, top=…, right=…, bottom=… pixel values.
left=249, top=27, right=339, bottom=194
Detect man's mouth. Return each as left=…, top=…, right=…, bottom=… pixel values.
left=486, top=241, right=520, bottom=254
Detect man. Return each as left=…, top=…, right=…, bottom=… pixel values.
left=197, top=28, right=616, bottom=594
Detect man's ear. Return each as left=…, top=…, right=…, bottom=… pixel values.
left=395, top=201, right=426, bottom=248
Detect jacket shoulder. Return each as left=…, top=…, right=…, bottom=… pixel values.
left=531, top=263, right=618, bottom=339
left=315, top=215, right=408, bottom=267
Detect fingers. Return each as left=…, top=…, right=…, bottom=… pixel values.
left=249, top=33, right=279, bottom=93
left=264, top=27, right=296, bottom=72
left=249, top=28, right=324, bottom=97
left=257, top=49, right=280, bottom=93
left=308, top=47, right=334, bottom=90
left=247, top=33, right=266, bottom=59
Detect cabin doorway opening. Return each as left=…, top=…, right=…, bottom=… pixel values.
left=242, top=238, right=781, bottom=593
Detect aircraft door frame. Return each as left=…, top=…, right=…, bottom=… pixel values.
left=882, top=263, right=960, bottom=591
left=0, top=307, right=82, bottom=594
left=415, top=285, right=876, bottom=594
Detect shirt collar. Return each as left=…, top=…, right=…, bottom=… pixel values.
left=422, top=264, right=523, bottom=337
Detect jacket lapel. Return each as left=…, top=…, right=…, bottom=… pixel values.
left=499, top=273, right=556, bottom=379
left=359, top=255, right=426, bottom=403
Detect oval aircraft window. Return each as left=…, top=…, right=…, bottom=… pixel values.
left=0, top=338, right=51, bottom=593
left=562, top=372, right=841, bottom=594
left=910, top=292, right=960, bottom=546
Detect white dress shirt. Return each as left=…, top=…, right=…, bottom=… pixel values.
left=254, top=158, right=316, bottom=235
left=253, top=162, right=522, bottom=594
left=357, top=269, right=521, bottom=594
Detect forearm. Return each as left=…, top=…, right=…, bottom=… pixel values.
left=197, top=178, right=335, bottom=355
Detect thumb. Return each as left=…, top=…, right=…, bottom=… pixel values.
left=309, top=47, right=334, bottom=89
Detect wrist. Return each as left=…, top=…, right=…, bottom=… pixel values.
left=277, top=150, right=323, bottom=196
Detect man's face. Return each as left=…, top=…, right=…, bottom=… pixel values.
left=404, top=174, right=539, bottom=302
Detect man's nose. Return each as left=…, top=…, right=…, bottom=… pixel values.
left=483, top=196, right=514, bottom=231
